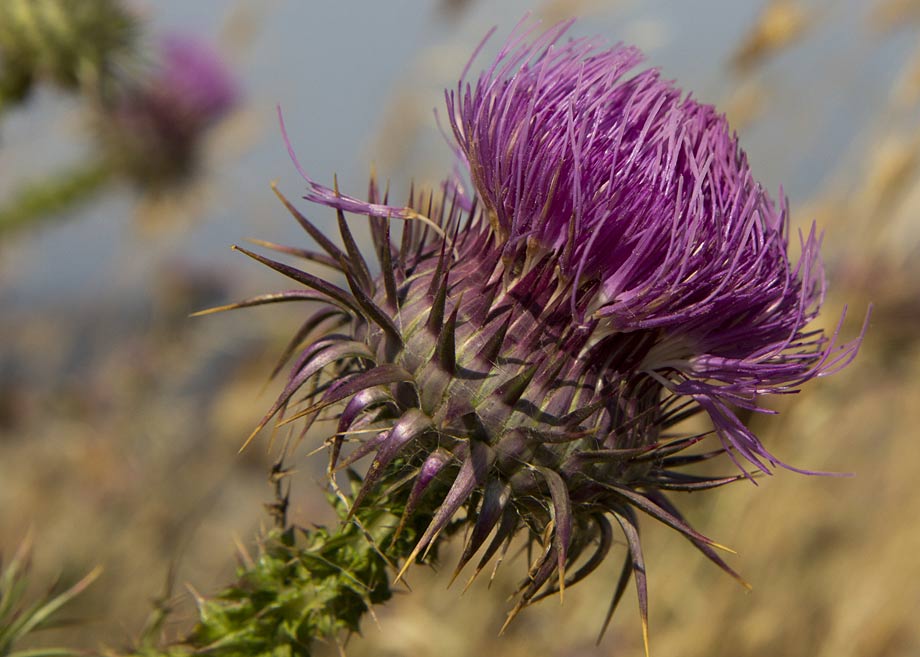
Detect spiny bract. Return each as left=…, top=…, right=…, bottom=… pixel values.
left=221, top=19, right=865, bottom=651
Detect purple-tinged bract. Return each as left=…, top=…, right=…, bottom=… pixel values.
left=226, top=20, right=866, bottom=652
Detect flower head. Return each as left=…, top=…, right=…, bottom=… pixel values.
left=99, top=34, right=238, bottom=188
left=226, top=19, right=866, bottom=652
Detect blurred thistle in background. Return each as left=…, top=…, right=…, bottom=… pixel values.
left=0, top=1, right=238, bottom=235
left=97, top=34, right=238, bottom=189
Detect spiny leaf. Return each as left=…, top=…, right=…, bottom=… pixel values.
left=393, top=448, right=454, bottom=543
left=450, top=478, right=510, bottom=584
left=435, top=302, right=461, bottom=376
left=465, top=504, right=519, bottom=591
left=476, top=311, right=513, bottom=365
left=277, top=364, right=415, bottom=427
left=350, top=409, right=433, bottom=514
left=597, top=530, right=638, bottom=644
left=645, top=490, right=751, bottom=590
left=497, top=364, right=539, bottom=408
left=336, top=386, right=395, bottom=434
left=242, top=340, right=375, bottom=452
left=536, top=466, right=573, bottom=602
left=245, top=238, right=344, bottom=271
left=333, top=429, right=389, bottom=472
left=341, top=261, right=404, bottom=350
left=513, top=551, right=557, bottom=628
left=426, top=239, right=451, bottom=332
left=377, top=217, right=399, bottom=310
left=555, top=399, right=606, bottom=428
left=600, top=481, right=734, bottom=552
left=611, top=509, right=650, bottom=657
left=532, top=513, right=613, bottom=603
left=334, top=176, right=374, bottom=292
left=270, top=308, right=350, bottom=381
left=272, top=182, right=346, bottom=263
left=231, top=245, right=360, bottom=316
left=396, top=441, right=491, bottom=583
left=190, top=290, right=330, bottom=317
left=636, top=432, right=710, bottom=462
left=650, top=471, right=745, bottom=491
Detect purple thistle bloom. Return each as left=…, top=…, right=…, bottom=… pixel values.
left=226, top=19, right=867, bottom=652
left=446, top=19, right=865, bottom=476
left=148, top=34, right=238, bottom=131
left=99, top=33, right=237, bottom=187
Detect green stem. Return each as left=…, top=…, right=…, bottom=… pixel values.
left=135, top=484, right=430, bottom=657
left=0, top=159, right=112, bottom=237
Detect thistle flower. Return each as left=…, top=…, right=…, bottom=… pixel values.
left=225, top=20, right=865, bottom=652
left=98, top=34, right=237, bottom=188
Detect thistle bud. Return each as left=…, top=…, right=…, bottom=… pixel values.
left=232, top=20, right=866, bottom=650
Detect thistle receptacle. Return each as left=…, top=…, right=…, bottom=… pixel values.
left=223, top=18, right=866, bottom=652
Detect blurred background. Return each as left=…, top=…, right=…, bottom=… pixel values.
left=1, top=0, right=918, bottom=655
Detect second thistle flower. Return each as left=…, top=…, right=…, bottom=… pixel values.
left=98, top=34, right=238, bottom=189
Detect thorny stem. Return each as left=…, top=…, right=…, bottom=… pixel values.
left=133, top=472, right=433, bottom=657
left=0, top=160, right=113, bottom=236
